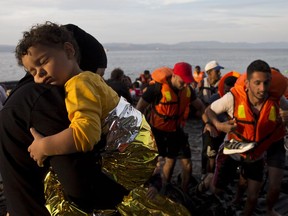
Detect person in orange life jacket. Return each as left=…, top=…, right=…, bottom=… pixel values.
left=192, top=65, right=206, bottom=89
left=136, top=62, right=206, bottom=192
left=197, top=60, right=223, bottom=106
left=270, top=67, right=288, bottom=151
left=205, top=60, right=288, bottom=216
left=139, top=70, right=152, bottom=85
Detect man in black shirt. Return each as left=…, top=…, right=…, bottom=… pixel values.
left=136, top=63, right=206, bottom=192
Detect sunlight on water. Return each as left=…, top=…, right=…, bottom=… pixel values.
left=104, top=49, right=288, bottom=81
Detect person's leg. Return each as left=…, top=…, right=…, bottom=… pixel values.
left=179, top=158, right=192, bottom=192
left=151, top=127, right=170, bottom=186
left=212, top=147, right=238, bottom=195
left=232, top=172, right=247, bottom=205
left=266, top=139, right=286, bottom=216
left=162, top=157, right=176, bottom=185
left=201, top=131, right=210, bottom=175
left=198, top=172, right=214, bottom=193
left=151, top=127, right=168, bottom=159
left=241, top=158, right=265, bottom=216
left=176, top=130, right=192, bottom=192
left=207, top=132, right=226, bottom=173
left=266, top=166, right=283, bottom=216
left=243, top=179, right=262, bottom=216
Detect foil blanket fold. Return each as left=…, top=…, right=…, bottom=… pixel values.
left=44, top=97, right=166, bottom=215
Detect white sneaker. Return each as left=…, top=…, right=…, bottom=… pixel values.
left=223, top=139, right=256, bottom=155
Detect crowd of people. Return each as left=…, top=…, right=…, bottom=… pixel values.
left=0, top=21, right=288, bottom=216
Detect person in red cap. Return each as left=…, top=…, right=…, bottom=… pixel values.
left=136, top=62, right=206, bottom=193
left=173, top=62, right=196, bottom=83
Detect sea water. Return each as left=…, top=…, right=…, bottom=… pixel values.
left=1, top=48, right=287, bottom=82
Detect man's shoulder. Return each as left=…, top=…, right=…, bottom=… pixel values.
left=142, top=82, right=162, bottom=102
left=145, top=82, right=162, bottom=92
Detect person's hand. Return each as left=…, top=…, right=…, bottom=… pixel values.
left=203, top=123, right=219, bottom=137
left=28, top=128, right=47, bottom=167
left=146, top=186, right=158, bottom=200
left=279, top=109, right=288, bottom=126
left=218, top=119, right=237, bottom=134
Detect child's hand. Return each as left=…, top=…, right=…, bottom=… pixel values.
left=28, top=128, right=47, bottom=167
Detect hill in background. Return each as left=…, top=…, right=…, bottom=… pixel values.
left=103, top=41, right=288, bottom=51
left=0, top=45, right=15, bottom=52
left=1, top=41, right=288, bottom=52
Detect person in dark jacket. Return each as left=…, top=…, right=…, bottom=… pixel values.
left=106, top=67, right=133, bottom=104
left=64, top=24, right=107, bottom=76
left=0, top=23, right=117, bottom=216
left=0, top=75, right=68, bottom=215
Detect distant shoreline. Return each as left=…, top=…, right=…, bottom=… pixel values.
left=1, top=41, right=288, bottom=52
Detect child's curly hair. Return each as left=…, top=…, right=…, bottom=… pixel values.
left=15, top=21, right=80, bottom=66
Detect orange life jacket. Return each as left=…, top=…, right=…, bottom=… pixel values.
left=228, top=70, right=286, bottom=161
left=193, top=71, right=205, bottom=83
left=217, top=71, right=241, bottom=97
left=149, top=67, right=191, bottom=132
left=285, top=77, right=288, bottom=99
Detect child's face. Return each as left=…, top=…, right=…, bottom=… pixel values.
left=22, top=43, right=78, bottom=86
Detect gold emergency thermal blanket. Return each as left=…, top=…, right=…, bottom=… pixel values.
left=44, top=170, right=119, bottom=216
left=44, top=97, right=160, bottom=215
left=44, top=171, right=191, bottom=216
left=102, top=97, right=158, bottom=190
left=116, top=187, right=191, bottom=216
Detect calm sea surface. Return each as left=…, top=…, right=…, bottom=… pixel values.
left=0, top=48, right=287, bottom=82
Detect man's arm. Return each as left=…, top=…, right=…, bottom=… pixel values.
left=190, top=97, right=206, bottom=121
left=276, top=96, right=288, bottom=126
left=136, top=97, right=150, bottom=113
left=205, top=105, right=236, bottom=134
left=136, top=84, right=158, bottom=113
left=280, top=95, right=288, bottom=110
left=205, top=93, right=236, bottom=134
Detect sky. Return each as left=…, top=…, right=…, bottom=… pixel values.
left=1, top=0, right=288, bottom=46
